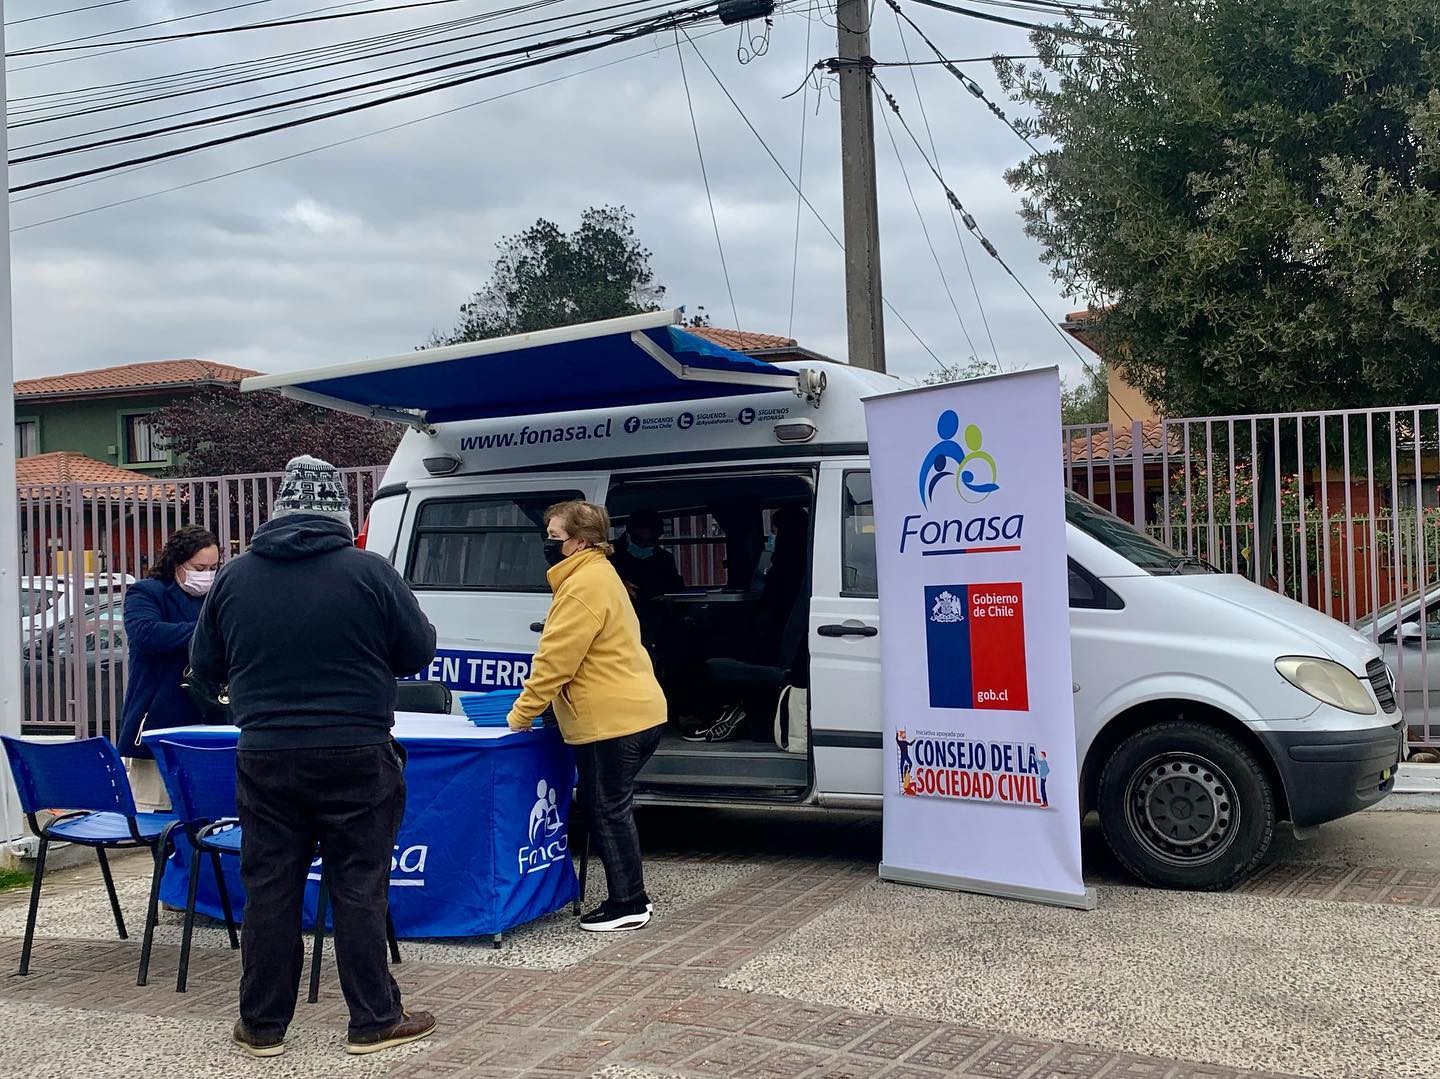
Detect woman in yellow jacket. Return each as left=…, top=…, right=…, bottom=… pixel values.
left=507, top=500, right=667, bottom=932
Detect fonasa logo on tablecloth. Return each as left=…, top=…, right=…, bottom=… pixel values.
left=518, top=778, right=569, bottom=875
left=307, top=844, right=430, bottom=889
left=901, top=410, right=1022, bottom=557
left=896, top=732, right=1052, bottom=808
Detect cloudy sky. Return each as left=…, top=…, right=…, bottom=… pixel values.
left=4, top=0, right=1093, bottom=388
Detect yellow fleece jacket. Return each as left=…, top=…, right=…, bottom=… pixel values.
left=507, top=548, right=667, bottom=745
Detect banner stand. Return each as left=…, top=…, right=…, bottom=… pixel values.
left=880, top=864, right=1098, bottom=911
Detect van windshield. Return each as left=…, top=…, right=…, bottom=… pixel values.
left=1064, top=492, right=1215, bottom=575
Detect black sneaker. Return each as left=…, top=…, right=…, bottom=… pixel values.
left=232, top=1020, right=285, bottom=1058
left=682, top=705, right=746, bottom=743
left=580, top=898, right=652, bottom=932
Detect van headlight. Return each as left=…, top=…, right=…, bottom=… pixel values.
left=1275, top=656, right=1377, bottom=715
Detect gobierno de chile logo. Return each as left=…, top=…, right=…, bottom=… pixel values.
left=901, top=409, right=1022, bottom=555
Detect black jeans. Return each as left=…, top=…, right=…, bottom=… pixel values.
left=236, top=741, right=406, bottom=1040
left=574, top=724, right=662, bottom=906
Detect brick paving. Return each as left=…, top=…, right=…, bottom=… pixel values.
left=1234, top=860, right=1440, bottom=906
left=0, top=855, right=1306, bottom=1079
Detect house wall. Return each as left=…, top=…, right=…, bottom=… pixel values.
left=1108, top=370, right=1157, bottom=429
left=17, top=392, right=181, bottom=470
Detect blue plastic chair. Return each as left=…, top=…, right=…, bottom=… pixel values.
left=148, top=740, right=240, bottom=992
left=0, top=736, right=180, bottom=980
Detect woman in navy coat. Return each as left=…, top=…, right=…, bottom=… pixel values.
left=118, top=526, right=221, bottom=811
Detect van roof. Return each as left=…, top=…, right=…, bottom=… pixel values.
left=242, top=309, right=806, bottom=427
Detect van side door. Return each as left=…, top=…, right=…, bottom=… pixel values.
left=397, top=473, right=609, bottom=701
left=810, top=461, right=883, bottom=796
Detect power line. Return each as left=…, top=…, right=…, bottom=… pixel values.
left=787, top=0, right=814, bottom=337
left=907, top=0, right=1130, bottom=45
left=674, top=27, right=739, bottom=329
left=872, top=73, right=1132, bottom=419
left=10, top=1, right=711, bottom=166
left=11, top=0, right=675, bottom=148
left=10, top=3, right=720, bottom=192
left=8, top=0, right=474, bottom=56
left=877, top=95, right=978, bottom=358
left=887, top=0, right=1037, bottom=152
left=6, top=0, right=141, bottom=27
left=676, top=24, right=945, bottom=369
left=8, top=0, right=562, bottom=108
left=11, top=22, right=736, bottom=230
left=890, top=2, right=998, bottom=362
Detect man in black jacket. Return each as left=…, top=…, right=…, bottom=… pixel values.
left=191, top=455, right=438, bottom=1059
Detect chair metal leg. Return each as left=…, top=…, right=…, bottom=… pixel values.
left=18, top=837, right=49, bottom=976
left=96, top=847, right=127, bottom=941
left=137, top=826, right=176, bottom=987
left=209, top=850, right=239, bottom=950
left=385, top=911, right=401, bottom=964
left=307, top=878, right=328, bottom=1005
left=176, top=841, right=204, bottom=993
left=491, top=933, right=502, bottom=950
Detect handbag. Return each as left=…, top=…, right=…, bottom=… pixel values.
left=772, top=685, right=809, bottom=755
left=181, top=665, right=232, bottom=724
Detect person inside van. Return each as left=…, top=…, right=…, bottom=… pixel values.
left=610, top=509, right=683, bottom=605
left=506, top=500, right=667, bottom=933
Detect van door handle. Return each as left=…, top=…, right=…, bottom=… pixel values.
left=817, top=623, right=878, bottom=638
left=529, top=622, right=545, bottom=633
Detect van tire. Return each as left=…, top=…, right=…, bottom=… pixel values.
left=1097, top=719, right=1275, bottom=891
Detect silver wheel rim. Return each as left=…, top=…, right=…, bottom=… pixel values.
left=1123, top=751, right=1239, bottom=868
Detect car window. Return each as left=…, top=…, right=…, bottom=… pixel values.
left=842, top=472, right=878, bottom=597
left=1064, top=491, right=1210, bottom=574
left=407, top=492, right=581, bottom=591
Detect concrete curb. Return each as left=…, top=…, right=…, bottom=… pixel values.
left=1396, top=762, right=1440, bottom=795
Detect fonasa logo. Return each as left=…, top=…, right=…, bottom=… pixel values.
left=918, top=410, right=1000, bottom=507
left=308, top=844, right=429, bottom=888
left=518, top=778, right=569, bottom=875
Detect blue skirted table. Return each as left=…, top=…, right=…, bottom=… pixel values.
left=142, top=714, right=578, bottom=939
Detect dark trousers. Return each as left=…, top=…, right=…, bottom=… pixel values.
left=574, top=724, right=662, bottom=906
left=236, top=742, right=406, bottom=1039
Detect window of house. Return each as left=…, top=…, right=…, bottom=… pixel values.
left=842, top=471, right=878, bottom=597
left=124, top=413, right=167, bottom=466
left=15, top=420, right=37, bottom=459
left=407, top=492, right=580, bottom=591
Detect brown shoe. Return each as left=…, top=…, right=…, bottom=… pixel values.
left=344, top=1010, right=437, bottom=1056
left=232, top=1020, right=286, bottom=1058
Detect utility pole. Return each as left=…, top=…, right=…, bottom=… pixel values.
left=835, top=0, right=886, bottom=372
left=0, top=0, right=22, bottom=842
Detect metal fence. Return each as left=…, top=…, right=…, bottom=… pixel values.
left=18, top=467, right=386, bottom=743
left=1063, top=405, right=1440, bottom=748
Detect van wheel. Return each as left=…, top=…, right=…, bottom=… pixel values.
left=1098, top=720, right=1275, bottom=891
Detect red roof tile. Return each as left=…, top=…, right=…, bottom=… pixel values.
left=16, top=359, right=259, bottom=399
left=16, top=452, right=161, bottom=487
left=1067, top=419, right=1179, bottom=463
left=685, top=327, right=799, bottom=352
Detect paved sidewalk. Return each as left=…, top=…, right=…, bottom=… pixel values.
left=0, top=810, right=1430, bottom=1078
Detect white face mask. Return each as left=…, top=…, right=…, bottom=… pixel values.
left=179, top=569, right=216, bottom=597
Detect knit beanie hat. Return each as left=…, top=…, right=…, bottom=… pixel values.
left=272, top=455, right=352, bottom=527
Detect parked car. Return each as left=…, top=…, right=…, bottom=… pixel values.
left=1357, top=586, right=1440, bottom=738
left=22, top=600, right=127, bottom=738
left=20, top=574, right=135, bottom=646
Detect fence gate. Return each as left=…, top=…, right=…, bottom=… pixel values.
left=1065, top=406, right=1440, bottom=749
left=17, top=467, right=385, bottom=743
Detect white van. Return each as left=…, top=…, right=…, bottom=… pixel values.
left=247, top=310, right=1403, bottom=890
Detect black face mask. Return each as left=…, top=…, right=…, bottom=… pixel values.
left=542, top=538, right=566, bottom=567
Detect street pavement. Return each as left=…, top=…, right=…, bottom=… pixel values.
left=0, top=806, right=1432, bottom=1078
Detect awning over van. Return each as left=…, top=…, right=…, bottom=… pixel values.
left=241, top=310, right=799, bottom=427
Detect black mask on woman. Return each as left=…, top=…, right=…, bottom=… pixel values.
left=542, top=538, right=566, bottom=567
